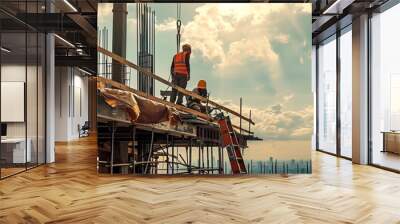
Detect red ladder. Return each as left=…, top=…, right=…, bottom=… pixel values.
left=218, top=116, right=247, bottom=174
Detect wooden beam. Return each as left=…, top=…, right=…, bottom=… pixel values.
left=97, top=76, right=212, bottom=122
left=97, top=46, right=255, bottom=125
left=232, top=124, right=253, bottom=135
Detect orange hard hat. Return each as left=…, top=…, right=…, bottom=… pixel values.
left=197, top=80, right=207, bottom=89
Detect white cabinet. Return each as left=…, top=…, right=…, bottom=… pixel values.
left=1, top=138, right=32, bottom=163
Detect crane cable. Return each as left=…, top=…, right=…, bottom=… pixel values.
left=176, top=3, right=182, bottom=53
left=163, top=3, right=182, bottom=97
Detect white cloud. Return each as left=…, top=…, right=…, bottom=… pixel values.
left=283, top=94, right=294, bottom=102
left=212, top=96, right=313, bottom=140
left=181, top=3, right=309, bottom=78
left=156, top=17, right=176, bottom=32
left=274, top=34, right=289, bottom=44
left=297, top=3, right=312, bottom=14
left=217, top=36, right=280, bottom=78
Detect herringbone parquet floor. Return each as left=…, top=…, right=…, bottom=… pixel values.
left=1, top=136, right=400, bottom=224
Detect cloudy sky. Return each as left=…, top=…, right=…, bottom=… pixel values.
left=98, top=3, right=312, bottom=143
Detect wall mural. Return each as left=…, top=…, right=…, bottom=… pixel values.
left=97, top=3, right=312, bottom=175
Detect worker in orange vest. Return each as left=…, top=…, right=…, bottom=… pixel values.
left=170, top=44, right=191, bottom=105
left=187, top=80, right=208, bottom=113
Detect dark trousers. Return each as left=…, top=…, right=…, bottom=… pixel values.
left=170, top=75, right=188, bottom=104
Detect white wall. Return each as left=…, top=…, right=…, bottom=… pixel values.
left=1, top=63, right=46, bottom=164
left=1, top=65, right=40, bottom=138
left=55, top=67, right=89, bottom=141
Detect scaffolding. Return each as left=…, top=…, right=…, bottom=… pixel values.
left=96, top=4, right=258, bottom=175
left=96, top=53, right=258, bottom=175
left=97, top=113, right=233, bottom=175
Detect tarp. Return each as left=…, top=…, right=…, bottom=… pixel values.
left=98, top=82, right=180, bottom=125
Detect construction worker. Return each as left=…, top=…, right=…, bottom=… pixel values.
left=170, top=43, right=191, bottom=105
left=187, top=80, right=208, bottom=113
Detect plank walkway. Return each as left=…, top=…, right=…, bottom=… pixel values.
left=1, top=136, right=400, bottom=223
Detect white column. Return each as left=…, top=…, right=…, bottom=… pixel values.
left=352, top=14, right=369, bottom=164
left=312, top=45, right=317, bottom=150
left=46, top=32, right=55, bottom=163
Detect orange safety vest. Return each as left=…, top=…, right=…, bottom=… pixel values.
left=173, top=51, right=189, bottom=76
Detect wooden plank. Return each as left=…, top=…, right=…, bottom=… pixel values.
left=97, top=114, right=197, bottom=137
left=97, top=46, right=255, bottom=125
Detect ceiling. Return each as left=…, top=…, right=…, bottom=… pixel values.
left=312, top=0, right=390, bottom=44
left=0, top=0, right=97, bottom=73
left=1, top=0, right=397, bottom=70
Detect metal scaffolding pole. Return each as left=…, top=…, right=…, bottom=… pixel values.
left=171, top=136, right=174, bottom=174
left=132, top=126, right=136, bottom=174
left=166, top=135, right=169, bottom=174
left=218, top=146, right=222, bottom=174
left=198, top=145, right=201, bottom=174
left=176, top=145, right=179, bottom=172
left=211, top=146, right=214, bottom=174
left=202, top=146, right=205, bottom=173
left=189, top=138, right=192, bottom=174
left=206, top=145, right=209, bottom=173
left=144, top=129, right=154, bottom=174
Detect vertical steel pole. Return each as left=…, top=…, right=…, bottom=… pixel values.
left=132, top=126, right=136, bottom=174
left=206, top=145, right=209, bottom=173
left=221, top=146, right=224, bottom=174
left=211, top=146, right=214, bottom=174
left=249, top=110, right=251, bottom=134
left=166, top=135, right=169, bottom=174
left=189, top=138, right=192, bottom=174
left=110, top=122, right=115, bottom=175
left=198, top=146, right=201, bottom=174
left=218, top=147, right=222, bottom=174
left=240, top=97, right=242, bottom=134
left=185, top=146, right=188, bottom=173
left=176, top=145, right=179, bottom=172
left=171, top=136, right=174, bottom=174
left=144, top=129, right=154, bottom=174
left=202, top=146, right=205, bottom=172
left=153, top=11, right=155, bottom=95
